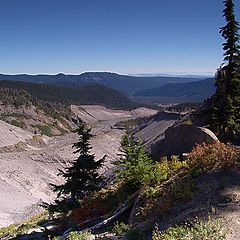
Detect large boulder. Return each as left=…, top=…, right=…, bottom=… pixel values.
left=151, top=124, right=219, bottom=157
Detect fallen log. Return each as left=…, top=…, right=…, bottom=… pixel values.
left=87, top=191, right=139, bottom=231
left=128, top=195, right=140, bottom=225
left=59, top=191, right=139, bottom=240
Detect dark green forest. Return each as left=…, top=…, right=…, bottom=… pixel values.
left=0, top=80, right=140, bottom=110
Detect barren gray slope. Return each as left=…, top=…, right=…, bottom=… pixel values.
left=0, top=120, right=33, bottom=148
left=70, top=105, right=157, bottom=124
left=135, top=111, right=180, bottom=153
left=0, top=106, right=157, bottom=227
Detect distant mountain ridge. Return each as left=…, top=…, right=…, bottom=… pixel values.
left=130, top=73, right=213, bottom=78
left=134, top=78, right=215, bottom=102
left=0, top=72, right=205, bottom=95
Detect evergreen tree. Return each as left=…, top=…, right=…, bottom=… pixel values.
left=210, top=0, right=240, bottom=143
left=47, top=119, right=106, bottom=213
left=114, top=135, right=154, bottom=189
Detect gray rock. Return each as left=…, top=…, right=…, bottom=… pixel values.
left=152, top=124, right=219, bottom=157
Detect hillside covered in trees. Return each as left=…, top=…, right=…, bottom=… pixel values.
left=0, top=72, right=205, bottom=96
left=134, top=78, right=215, bottom=102
left=0, top=80, right=140, bottom=110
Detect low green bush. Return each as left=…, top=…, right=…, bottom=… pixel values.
left=66, top=231, right=91, bottom=240
left=10, top=119, right=26, bottom=128
left=152, top=217, right=226, bottom=240
left=35, top=124, right=53, bottom=137
left=111, top=222, right=131, bottom=235
left=143, top=156, right=187, bottom=198
left=0, top=211, right=48, bottom=239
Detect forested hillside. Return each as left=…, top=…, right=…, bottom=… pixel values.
left=0, top=72, right=204, bottom=95
left=134, top=78, right=215, bottom=102
left=0, top=80, right=140, bottom=110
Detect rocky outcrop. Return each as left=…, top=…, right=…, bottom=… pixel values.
left=151, top=124, right=219, bottom=157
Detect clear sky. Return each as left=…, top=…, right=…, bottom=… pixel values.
left=0, top=0, right=239, bottom=75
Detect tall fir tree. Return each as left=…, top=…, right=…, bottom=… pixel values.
left=47, top=119, right=106, bottom=213
left=210, top=0, right=240, bottom=143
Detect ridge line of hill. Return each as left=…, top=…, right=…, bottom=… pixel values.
left=0, top=72, right=207, bottom=96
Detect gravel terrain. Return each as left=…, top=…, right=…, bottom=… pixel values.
left=0, top=105, right=158, bottom=227
left=0, top=120, right=33, bottom=148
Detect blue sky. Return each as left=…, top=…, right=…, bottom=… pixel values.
left=0, top=0, right=239, bottom=75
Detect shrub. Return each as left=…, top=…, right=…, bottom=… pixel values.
left=35, top=124, right=53, bottom=137
left=32, top=135, right=45, bottom=144
left=188, top=142, right=239, bottom=176
left=189, top=217, right=226, bottom=239
left=143, top=156, right=187, bottom=198
left=153, top=225, right=188, bottom=240
left=56, top=125, right=68, bottom=135
left=138, top=142, right=240, bottom=220
left=156, top=156, right=187, bottom=181
left=66, top=231, right=91, bottom=240
left=0, top=211, right=48, bottom=239
left=171, top=178, right=195, bottom=202
left=111, top=222, right=131, bottom=235
left=153, top=217, right=226, bottom=240
left=10, top=119, right=26, bottom=128
left=185, top=119, right=193, bottom=125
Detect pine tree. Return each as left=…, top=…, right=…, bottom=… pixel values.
left=47, top=119, right=106, bottom=213
left=114, top=135, right=154, bottom=188
left=210, top=0, right=240, bottom=143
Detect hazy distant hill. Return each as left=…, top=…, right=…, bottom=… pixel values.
left=133, top=78, right=215, bottom=102
left=0, top=80, right=139, bottom=110
left=0, top=72, right=204, bottom=95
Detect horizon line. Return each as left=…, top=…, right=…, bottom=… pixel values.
left=0, top=71, right=215, bottom=77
